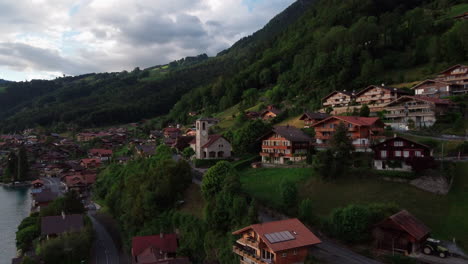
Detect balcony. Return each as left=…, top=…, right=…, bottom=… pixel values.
left=237, top=237, right=260, bottom=249
left=385, top=112, right=435, bottom=118
left=232, top=245, right=273, bottom=264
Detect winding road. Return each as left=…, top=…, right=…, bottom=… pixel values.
left=88, top=209, right=120, bottom=264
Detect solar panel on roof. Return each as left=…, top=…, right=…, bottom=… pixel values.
left=265, top=231, right=296, bottom=244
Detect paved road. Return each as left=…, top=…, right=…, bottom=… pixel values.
left=399, top=131, right=468, bottom=142
left=88, top=210, right=120, bottom=264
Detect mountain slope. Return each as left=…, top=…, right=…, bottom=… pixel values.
left=0, top=0, right=316, bottom=132
left=1, top=0, right=468, bottom=131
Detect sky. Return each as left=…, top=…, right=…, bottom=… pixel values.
left=0, top=0, right=295, bottom=81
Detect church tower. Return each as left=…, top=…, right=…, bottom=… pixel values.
left=195, top=119, right=209, bottom=159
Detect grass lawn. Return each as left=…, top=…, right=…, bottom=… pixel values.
left=240, top=168, right=313, bottom=208
left=179, top=183, right=205, bottom=219
left=276, top=114, right=304, bottom=128
left=215, top=104, right=240, bottom=129
left=445, top=3, right=468, bottom=17
left=240, top=163, right=468, bottom=248
left=0, top=86, right=6, bottom=93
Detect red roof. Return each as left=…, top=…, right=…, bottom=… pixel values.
left=80, top=158, right=101, bottom=165
left=31, top=179, right=44, bottom=185
left=201, top=134, right=223, bottom=148
left=232, top=218, right=321, bottom=252
left=377, top=210, right=431, bottom=241
left=313, top=116, right=381, bottom=127
left=132, top=234, right=178, bottom=257
left=65, top=173, right=96, bottom=186
left=164, top=127, right=181, bottom=133
left=89, top=149, right=113, bottom=156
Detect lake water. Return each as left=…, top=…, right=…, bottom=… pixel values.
left=0, top=186, right=31, bottom=263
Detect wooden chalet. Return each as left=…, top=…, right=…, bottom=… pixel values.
left=454, top=12, right=468, bottom=19
left=373, top=210, right=430, bottom=255
left=322, top=90, right=355, bottom=108
left=299, top=112, right=330, bottom=128
left=435, top=64, right=468, bottom=85
left=384, top=96, right=453, bottom=130
left=232, top=218, right=321, bottom=264
left=80, top=158, right=101, bottom=169
left=372, top=136, right=434, bottom=172
left=355, top=85, right=411, bottom=105
left=411, top=79, right=466, bottom=98
left=88, top=148, right=113, bottom=162
left=261, top=106, right=282, bottom=121
left=135, top=145, right=156, bottom=157
left=312, top=116, right=385, bottom=152
left=131, top=234, right=190, bottom=264
left=259, top=126, right=312, bottom=165
left=41, top=213, right=84, bottom=239
left=163, top=127, right=181, bottom=139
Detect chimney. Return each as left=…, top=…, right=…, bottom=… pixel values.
left=160, top=232, right=164, bottom=239
left=394, top=133, right=397, bottom=138
left=61, top=211, right=66, bottom=220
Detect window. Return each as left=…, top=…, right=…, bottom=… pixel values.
left=394, top=141, right=403, bottom=147
left=348, top=124, right=353, bottom=128
left=282, top=253, right=287, bottom=258
left=395, top=151, right=401, bottom=157
left=403, top=151, right=410, bottom=158
left=202, top=122, right=206, bottom=130
left=293, top=250, right=297, bottom=255
left=415, top=151, right=421, bottom=157
left=381, top=150, right=387, bottom=158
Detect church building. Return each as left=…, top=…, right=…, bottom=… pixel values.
left=190, top=118, right=232, bottom=159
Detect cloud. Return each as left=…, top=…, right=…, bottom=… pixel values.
left=0, top=0, right=295, bottom=81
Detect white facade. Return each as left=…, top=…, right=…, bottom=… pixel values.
left=193, top=119, right=232, bottom=159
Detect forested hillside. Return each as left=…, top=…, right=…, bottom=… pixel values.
left=0, top=0, right=467, bottom=131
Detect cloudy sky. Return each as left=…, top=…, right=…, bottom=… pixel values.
left=0, top=0, right=294, bottom=81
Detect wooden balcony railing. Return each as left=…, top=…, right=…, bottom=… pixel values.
left=232, top=245, right=273, bottom=264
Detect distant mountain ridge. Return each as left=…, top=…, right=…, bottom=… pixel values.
left=0, top=0, right=467, bottom=132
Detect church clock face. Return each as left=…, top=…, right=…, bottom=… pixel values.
left=202, top=131, right=207, bottom=136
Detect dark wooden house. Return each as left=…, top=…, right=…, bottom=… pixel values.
left=299, top=112, right=330, bottom=128
left=372, top=136, right=434, bottom=172
left=373, top=210, right=431, bottom=255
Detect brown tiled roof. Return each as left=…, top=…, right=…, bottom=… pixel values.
left=201, top=134, right=225, bottom=148
left=438, top=64, right=467, bottom=74
left=233, top=218, right=321, bottom=252
left=41, top=214, right=84, bottom=236
left=299, top=112, right=330, bottom=121
left=356, top=85, right=411, bottom=96
left=322, top=90, right=354, bottom=101
left=379, top=210, right=431, bottom=241
left=89, top=148, right=113, bottom=156
left=372, top=136, right=431, bottom=151
left=132, top=234, right=178, bottom=256
left=313, top=116, right=381, bottom=127
left=270, top=126, right=312, bottom=142
left=33, top=190, right=58, bottom=203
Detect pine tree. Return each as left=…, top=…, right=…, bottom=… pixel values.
left=17, top=147, right=29, bottom=181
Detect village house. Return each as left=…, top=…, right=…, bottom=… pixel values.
left=298, top=112, right=330, bottom=128
left=31, top=179, right=44, bottom=189
left=88, top=148, right=113, bottom=162
left=80, top=158, right=102, bottom=169
left=63, top=173, right=97, bottom=195
left=322, top=90, right=355, bottom=108
left=260, top=105, right=282, bottom=121
left=312, top=116, right=385, bottom=152
left=373, top=210, right=431, bottom=255
left=384, top=96, right=453, bottom=130
left=173, top=136, right=195, bottom=152
left=131, top=233, right=190, bottom=264
left=184, top=128, right=197, bottom=137
left=435, top=64, right=468, bottom=85
left=32, top=189, right=58, bottom=211
left=372, top=136, right=434, bottom=172
left=232, top=218, right=321, bottom=264
left=246, top=111, right=261, bottom=120
left=191, top=118, right=232, bottom=159
left=355, top=85, right=411, bottom=105
left=163, top=127, right=181, bottom=139
left=41, top=213, right=84, bottom=239
left=76, top=132, right=111, bottom=142
left=259, top=126, right=312, bottom=165
left=135, top=144, right=156, bottom=157
left=454, top=12, right=468, bottom=19
left=411, top=79, right=465, bottom=98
